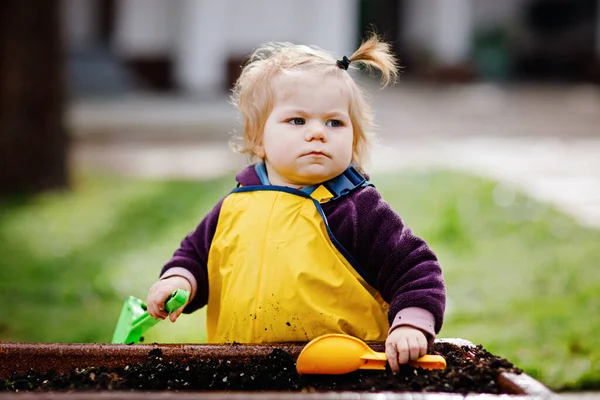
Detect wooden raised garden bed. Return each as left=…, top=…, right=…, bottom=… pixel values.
left=0, top=339, right=553, bottom=399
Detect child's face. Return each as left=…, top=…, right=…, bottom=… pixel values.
left=256, top=71, right=353, bottom=187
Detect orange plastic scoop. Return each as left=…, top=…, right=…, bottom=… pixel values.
left=296, top=333, right=446, bottom=375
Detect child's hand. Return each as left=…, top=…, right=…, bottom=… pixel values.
left=146, top=276, right=191, bottom=322
left=385, top=326, right=428, bottom=372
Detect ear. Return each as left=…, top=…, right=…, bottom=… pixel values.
left=253, top=141, right=266, bottom=159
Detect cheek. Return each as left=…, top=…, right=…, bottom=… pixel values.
left=341, top=130, right=355, bottom=159
left=264, top=127, right=296, bottom=150
left=261, top=131, right=280, bottom=155
left=261, top=133, right=292, bottom=163
left=260, top=122, right=277, bottom=153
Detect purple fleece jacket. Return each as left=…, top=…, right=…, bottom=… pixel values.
left=160, top=166, right=446, bottom=340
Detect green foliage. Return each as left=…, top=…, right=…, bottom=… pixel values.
left=0, top=174, right=232, bottom=343
left=1, top=170, right=598, bottom=390
left=373, top=171, right=600, bottom=391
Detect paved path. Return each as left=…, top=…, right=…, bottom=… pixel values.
left=68, top=83, right=600, bottom=228
left=559, top=394, right=600, bottom=399
left=371, top=136, right=600, bottom=228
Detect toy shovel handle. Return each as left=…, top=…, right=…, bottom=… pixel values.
left=368, top=351, right=447, bottom=370
left=163, top=288, right=189, bottom=313
left=409, top=354, right=447, bottom=370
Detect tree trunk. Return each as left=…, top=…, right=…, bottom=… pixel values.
left=0, top=0, right=68, bottom=196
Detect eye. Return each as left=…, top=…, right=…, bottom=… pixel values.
left=288, top=118, right=305, bottom=125
left=326, top=120, right=343, bottom=127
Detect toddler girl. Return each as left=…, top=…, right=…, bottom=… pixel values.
left=146, top=34, right=446, bottom=372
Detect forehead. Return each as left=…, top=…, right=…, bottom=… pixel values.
left=272, top=70, right=351, bottom=110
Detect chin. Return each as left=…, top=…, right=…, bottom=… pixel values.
left=297, top=167, right=341, bottom=185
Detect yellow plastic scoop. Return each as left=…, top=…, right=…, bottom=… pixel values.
left=296, top=333, right=446, bottom=375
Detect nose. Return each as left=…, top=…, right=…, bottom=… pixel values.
left=305, top=121, right=327, bottom=142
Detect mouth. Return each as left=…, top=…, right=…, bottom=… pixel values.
left=302, top=150, right=329, bottom=158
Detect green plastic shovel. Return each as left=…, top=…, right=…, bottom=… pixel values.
left=111, top=289, right=189, bottom=344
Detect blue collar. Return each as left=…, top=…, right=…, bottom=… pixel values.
left=254, top=163, right=318, bottom=195
left=254, top=163, right=371, bottom=201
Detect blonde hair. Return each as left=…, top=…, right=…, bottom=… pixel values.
left=230, top=34, right=398, bottom=169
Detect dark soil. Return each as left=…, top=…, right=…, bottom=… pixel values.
left=2, top=342, right=521, bottom=394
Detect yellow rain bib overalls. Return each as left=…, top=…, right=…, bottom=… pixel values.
left=206, top=164, right=389, bottom=343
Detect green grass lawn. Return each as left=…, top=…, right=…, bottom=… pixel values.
left=0, top=170, right=599, bottom=391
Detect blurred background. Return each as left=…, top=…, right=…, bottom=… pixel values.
left=1, top=0, right=600, bottom=393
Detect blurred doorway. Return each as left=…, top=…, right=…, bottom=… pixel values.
left=66, top=0, right=176, bottom=97
left=514, top=0, right=599, bottom=82
left=357, top=0, right=402, bottom=58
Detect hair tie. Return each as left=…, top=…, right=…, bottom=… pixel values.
left=336, top=56, right=350, bottom=71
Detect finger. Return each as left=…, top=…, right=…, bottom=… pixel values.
left=147, top=306, right=157, bottom=319
left=157, top=289, right=171, bottom=311
left=146, top=299, right=157, bottom=318
left=407, top=336, right=421, bottom=361
left=146, top=292, right=158, bottom=318
left=147, top=289, right=164, bottom=317
left=148, top=298, right=168, bottom=319
left=148, top=302, right=166, bottom=320
left=397, top=337, right=410, bottom=365
left=169, top=307, right=182, bottom=322
left=417, top=335, right=428, bottom=358
left=157, top=288, right=177, bottom=313
left=385, top=340, right=399, bottom=372
left=169, top=305, right=185, bottom=323
left=156, top=307, right=168, bottom=319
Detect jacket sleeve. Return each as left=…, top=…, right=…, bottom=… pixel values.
left=351, top=187, right=446, bottom=335
left=160, top=197, right=224, bottom=313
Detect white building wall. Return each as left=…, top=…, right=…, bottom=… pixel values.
left=400, top=0, right=435, bottom=54
left=175, top=0, right=359, bottom=94
left=402, top=0, right=472, bottom=65
left=112, top=0, right=178, bottom=58
left=433, top=0, right=472, bottom=65
left=225, top=0, right=357, bottom=56
left=401, top=0, right=530, bottom=65
left=63, top=0, right=98, bottom=49
left=175, top=0, right=230, bottom=94
left=226, top=0, right=299, bottom=53
left=300, top=0, right=359, bottom=57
